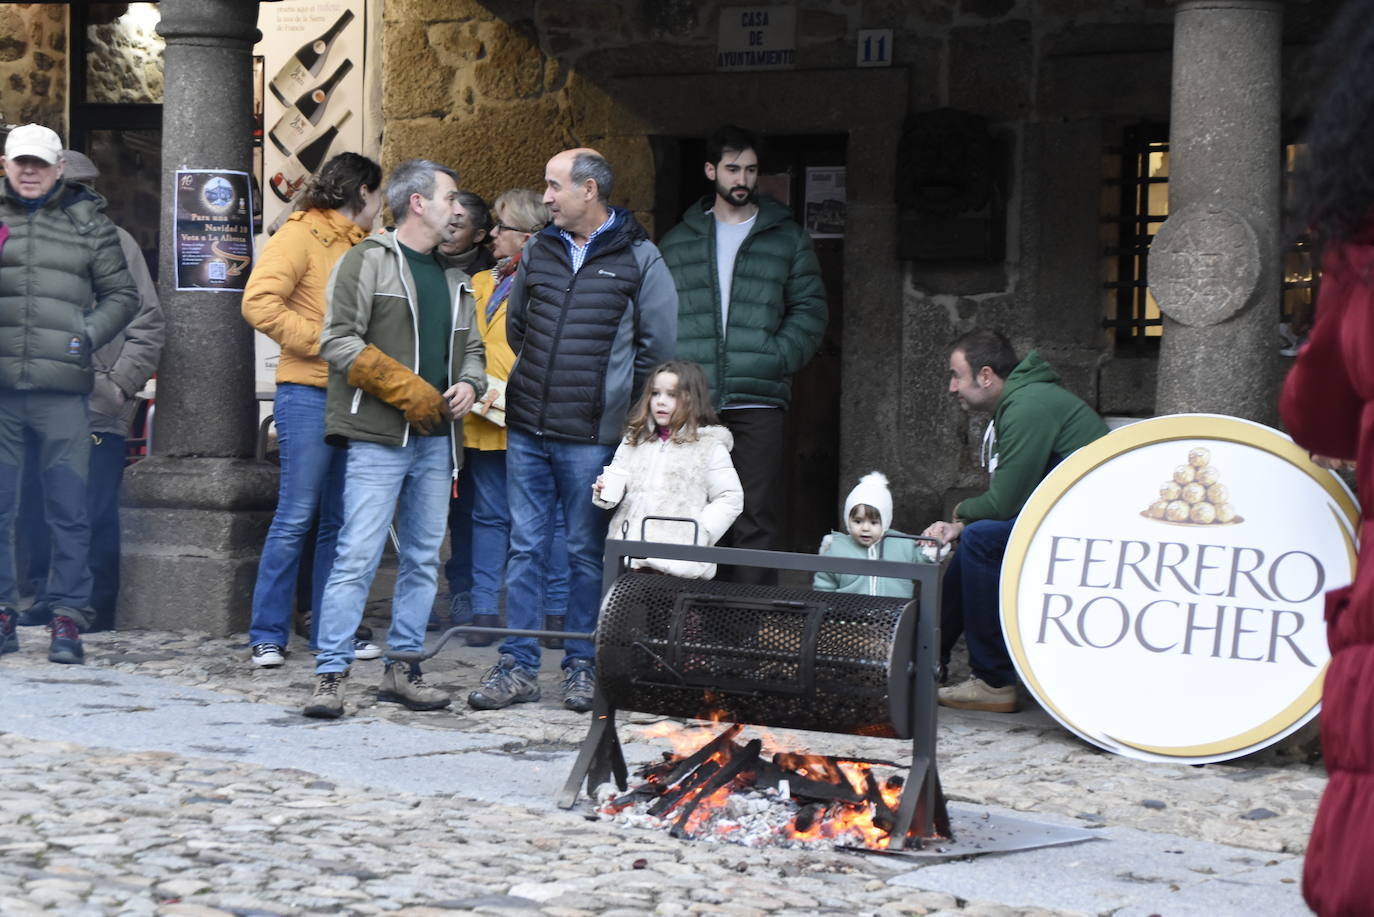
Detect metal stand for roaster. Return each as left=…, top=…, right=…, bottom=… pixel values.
left=557, top=537, right=947, bottom=847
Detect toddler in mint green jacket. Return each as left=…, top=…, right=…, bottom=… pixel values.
left=813, top=471, right=931, bottom=598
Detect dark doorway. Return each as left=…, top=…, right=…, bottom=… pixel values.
left=653, top=133, right=846, bottom=553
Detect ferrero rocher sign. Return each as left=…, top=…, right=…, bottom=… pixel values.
left=1001, top=414, right=1358, bottom=764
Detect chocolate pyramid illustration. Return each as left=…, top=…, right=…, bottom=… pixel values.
left=1143, top=446, right=1241, bottom=525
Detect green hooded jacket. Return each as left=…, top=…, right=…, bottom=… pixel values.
left=660, top=194, right=827, bottom=409
left=955, top=351, right=1108, bottom=523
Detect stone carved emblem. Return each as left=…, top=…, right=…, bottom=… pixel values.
left=1148, top=204, right=1261, bottom=327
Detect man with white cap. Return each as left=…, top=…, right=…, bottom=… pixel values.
left=14, top=149, right=164, bottom=634
left=0, top=124, right=138, bottom=665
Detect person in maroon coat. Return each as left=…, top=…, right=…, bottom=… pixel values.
left=1279, top=5, right=1374, bottom=914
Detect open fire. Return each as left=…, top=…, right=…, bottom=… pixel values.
left=596, top=723, right=951, bottom=851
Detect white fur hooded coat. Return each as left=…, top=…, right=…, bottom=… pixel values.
left=593, top=424, right=744, bottom=579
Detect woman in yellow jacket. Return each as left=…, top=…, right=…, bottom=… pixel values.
left=454, top=190, right=569, bottom=647
left=242, top=153, right=382, bottom=667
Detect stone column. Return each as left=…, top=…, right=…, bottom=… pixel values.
left=119, top=0, right=277, bottom=635
left=1151, top=1, right=1282, bottom=422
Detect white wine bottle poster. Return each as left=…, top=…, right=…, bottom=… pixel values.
left=174, top=170, right=255, bottom=293
left=255, top=0, right=366, bottom=234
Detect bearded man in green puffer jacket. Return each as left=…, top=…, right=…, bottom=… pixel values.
left=659, top=125, right=828, bottom=585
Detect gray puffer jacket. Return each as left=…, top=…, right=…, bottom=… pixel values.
left=0, top=178, right=139, bottom=394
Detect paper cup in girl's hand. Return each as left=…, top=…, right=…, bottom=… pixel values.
left=600, top=466, right=629, bottom=505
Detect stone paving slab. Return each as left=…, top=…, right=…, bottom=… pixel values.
left=891, top=812, right=1307, bottom=915
left=0, top=659, right=1313, bottom=915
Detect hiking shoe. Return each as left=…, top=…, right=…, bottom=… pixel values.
left=377, top=661, right=450, bottom=711
left=449, top=592, right=473, bottom=628
left=353, top=638, right=382, bottom=660
left=48, top=615, right=84, bottom=665
left=465, top=613, right=500, bottom=647
left=0, top=608, right=17, bottom=655
left=17, top=605, right=51, bottom=627
left=468, top=653, right=540, bottom=710
left=251, top=643, right=285, bottom=667
left=304, top=671, right=347, bottom=718
left=541, top=614, right=566, bottom=650
left=938, top=676, right=1017, bottom=713
left=562, top=661, right=596, bottom=714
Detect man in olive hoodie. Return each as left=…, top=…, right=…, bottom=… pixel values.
left=304, top=159, right=486, bottom=719
left=924, top=329, right=1108, bottom=712
left=660, top=126, right=827, bottom=584
left=0, top=125, right=138, bottom=666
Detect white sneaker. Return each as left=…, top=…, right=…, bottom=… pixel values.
left=353, top=638, right=382, bottom=660
left=251, top=643, right=285, bottom=668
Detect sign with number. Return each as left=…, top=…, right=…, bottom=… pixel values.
left=1002, top=414, right=1357, bottom=764
left=857, top=29, right=892, bottom=68
left=174, top=170, right=254, bottom=292
left=717, top=6, right=796, bottom=71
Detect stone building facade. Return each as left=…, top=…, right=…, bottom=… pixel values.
left=379, top=0, right=1339, bottom=534
left=1, top=0, right=1343, bottom=564
left=0, top=4, right=67, bottom=131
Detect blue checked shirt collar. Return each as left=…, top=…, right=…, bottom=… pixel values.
left=560, top=210, right=618, bottom=273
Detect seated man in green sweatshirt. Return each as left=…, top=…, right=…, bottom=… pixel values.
left=923, top=330, right=1108, bottom=713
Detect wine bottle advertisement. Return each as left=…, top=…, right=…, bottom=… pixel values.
left=174, top=170, right=255, bottom=292
left=254, top=1, right=366, bottom=234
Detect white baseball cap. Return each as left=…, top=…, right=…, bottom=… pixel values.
left=4, top=124, right=62, bottom=164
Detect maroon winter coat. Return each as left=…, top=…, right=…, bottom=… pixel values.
left=1280, top=226, right=1374, bottom=917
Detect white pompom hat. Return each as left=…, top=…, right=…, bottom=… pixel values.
left=843, top=471, right=893, bottom=533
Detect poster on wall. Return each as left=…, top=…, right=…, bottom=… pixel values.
left=253, top=0, right=367, bottom=388
left=804, top=167, right=845, bottom=238
left=256, top=1, right=365, bottom=228
left=174, top=170, right=254, bottom=292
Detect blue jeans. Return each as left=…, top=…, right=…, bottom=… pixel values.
left=0, top=391, right=93, bottom=626
left=501, top=429, right=612, bottom=671
left=451, top=447, right=569, bottom=617
left=248, top=384, right=346, bottom=649
left=20, top=430, right=127, bottom=630
left=444, top=459, right=475, bottom=598
left=315, top=435, right=453, bottom=674
left=941, top=518, right=1017, bottom=687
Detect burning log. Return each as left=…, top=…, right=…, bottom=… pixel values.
left=601, top=724, right=946, bottom=852
left=670, top=738, right=763, bottom=839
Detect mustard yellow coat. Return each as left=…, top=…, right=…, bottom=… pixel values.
left=241, top=208, right=367, bottom=388
left=463, top=266, right=516, bottom=451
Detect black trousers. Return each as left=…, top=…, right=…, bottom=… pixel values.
left=719, top=407, right=786, bottom=586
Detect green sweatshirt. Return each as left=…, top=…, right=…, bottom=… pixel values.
left=955, top=351, right=1108, bottom=523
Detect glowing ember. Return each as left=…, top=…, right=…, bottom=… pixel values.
left=596, top=723, right=947, bottom=851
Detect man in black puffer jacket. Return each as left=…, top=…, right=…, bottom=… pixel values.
left=659, top=126, right=828, bottom=585
left=0, top=125, right=138, bottom=666
left=467, top=148, right=676, bottom=715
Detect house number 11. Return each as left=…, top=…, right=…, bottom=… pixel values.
left=857, top=29, right=893, bottom=68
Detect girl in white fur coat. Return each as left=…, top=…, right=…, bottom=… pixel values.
left=592, top=361, right=744, bottom=579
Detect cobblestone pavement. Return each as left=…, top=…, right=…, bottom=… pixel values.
left=0, top=581, right=1324, bottom=915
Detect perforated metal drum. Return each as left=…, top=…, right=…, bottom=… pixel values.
left=596, top=573, right=918, bottom=738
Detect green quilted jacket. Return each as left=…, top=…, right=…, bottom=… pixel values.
left=0, top=178, right=138, bottom=394
left=660, top=195, right=827, bottom=409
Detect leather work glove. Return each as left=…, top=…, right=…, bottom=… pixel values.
left=346, top=344, right=449, bottom=435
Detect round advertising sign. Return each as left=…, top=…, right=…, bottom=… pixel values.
left=1001, top=414, right=1358, bottom=764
